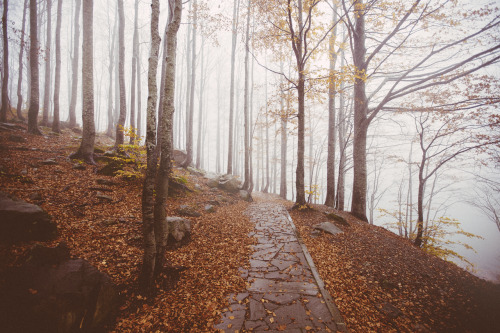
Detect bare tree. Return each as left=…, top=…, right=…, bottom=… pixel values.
left=106, top=7, right=116, bottom=137
left=1, top=0, right=9, bottom=123
left=51, top=0, right=62, bottom=133
left=41, top=0, right=52, bottom=126
left=27, top=0, right=41, bottom=134
left=70, top=0, right=95, bottom=164
left=227, top=0, right=240, bottom=174
left=242, top=0, right=252, bottom=191
left=15, top=0, right=28, bottom=121
left=129, top=0, right=139, bottom=144
left=114, top=0, right=126, bottom=148
left=67, top=0, right=80, bottom=128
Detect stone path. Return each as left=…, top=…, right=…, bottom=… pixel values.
left=215, top=201, right=347, bottom=332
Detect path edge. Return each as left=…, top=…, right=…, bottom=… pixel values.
left=283, top=207, right=349, bottom=333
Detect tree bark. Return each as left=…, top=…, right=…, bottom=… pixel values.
left=242, top=0, right=251, bottom=191
left=41, top=0, right=52, bottom=126
left=114, top=0, right=126, bottom=148
left=129, top=0, right=139, bottom=144
left=153, top=0, right=182, bottom=278
left=70, top=0, right=94, bottom=164
left=227, top=0, right=240, bottom=174
left=183, top=0, right=196, bottom=168
left=350, top=0, right=369, bottom=221
left=16, top=0, right=28, bottom=122
left=68, top=0, right=80, bottom=128
left=51, top=0, right=62, bottom=133
left=1, top=0, right=9, bottom=123
left=195, top=33, right=204, bottom=169
left=136, top=43, right=142, bottom=140
left=140, top=0, right=160, bottom=293
left=106, top=14, right=116, bottom=137
left=27, top=0, right=41, bottom=134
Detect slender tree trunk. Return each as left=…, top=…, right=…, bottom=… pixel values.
left=295, top=73, right=306, bottom=204
left=136, top=44, right=142, bottom=140
left=71, top=0, right=94, bottom=163
left=1, top=0, right=9, bottom=122
left=414, top=148, right=426, bottom=247
left=351, top=0, right=369, bottom=221
left=51, top=0, right=62, bottom=133
left=227, top=0, right=240, bottom=174
left=183, top=1, right=191, bottom=151
left=41, top=0, right=52, bottom=126
left=336, top=46, right=346, bottom=211
left=106, top=15, right=116, bottom=137
left=183, top=0, right=196, bottom=167
left=114, top=0, right=126, bottom=148
left=68, top=0, right=80, bottom=128
left=325, top=6, right=338, bottom=206
left=27, top=0, right=41, bottom=134
left=195, top=33, right=205, bottom=169
left=140, top=0, right=160, bottom=293
left=16, top=0, right=28, bottom=121
left=242, top=0, right=251, bottom=191
left=129, top=0, right=139, bottom=144
left=153, top=0, right=182, bottom=277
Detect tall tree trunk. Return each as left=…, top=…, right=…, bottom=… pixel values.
left=16, top=0, right=28, bottom=121
left=140, top=0, right=160, bottom=293
left=183, top=1, right=191, bottom=151
left=1, top=0, right=9, bottom=122
left=106, top=14, right=116, bottom=137
left=336, top=44, right=346, bottom=211
left=227, top=0, right=240, bottom=174
left=325, top=5, right=338, bottom=207
left=114, top=0, right=126, bottom=148
left=129, top=0, right=139, bottom=144
left=68, top=0, right=80, bottom=128
left=27, top=0, right=41, bottom=134
left=414, top=148, right=426, bottom=247
left=242, top=0, right=251, bottom=191
left=136, top=44, right=142, bottom=140
left=153, top=0, right=182, bottom=278
left=195, top=33, right=204, bottom=169
left=51, top=0, right=62, bottom=133
left=42, top=0, right=52, bottom=126
left=71, top=0, right=94, bottom=164
left=351, top=0, right=369, bottom=221
left=183, top=0, right=196, bottom=167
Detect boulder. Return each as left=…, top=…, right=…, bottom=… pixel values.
left=41, top=158, right=58, bottom=165
left=73, top=163, right=86, bottom=170
left=166, top=217, right=191, bottom=249
left=312, top=222, right=343, bottom=235
left=96, top=179, right=117, bottom=186
left=204, top=204, right=215, bottom=213
left=172, top=149, right=187, bottom=165
left=324, top=211, right=349, bottom=226
left=0, top=244, right=119, bottom=333
left=239, top=190, right=252, bottom=201
left=0, top=192, right=57, bottom=243
left=176, top=205, right=201, bottom=218
left=207, top=178, right=219, bottom=188
left=187, top=166, right=205, bottom=176
left=218, top=174, right=241, bottom=193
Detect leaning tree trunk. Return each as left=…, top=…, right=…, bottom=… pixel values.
left=114, top=0, right=126, bottom=149
left=140, top=0, right=160, bottom=293
left=42, top=0, right=52, bottom=126
left=1, top=0, right=9, bottom=123
left=27, top=0, right=41, bottom=134
left=68, top=0, right=80, bottom=128
left=71, top=0, right=95, bottom=164
left=350, top=1, right=369, bottom=222
left=153, top=0, right=182, bottom=279
left=51, top=0, right=62, bottom=133
left=16, top=0, right=28, bottom=122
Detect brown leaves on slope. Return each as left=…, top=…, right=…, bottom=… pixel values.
left=290, top=207, right=500, bottom=333
left=0, top=127, right=254, bottom=332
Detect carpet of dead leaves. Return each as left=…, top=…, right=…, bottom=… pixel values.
left=0, top=125, right=254, bottom=332
left=288, top=203, right=500, bottom=333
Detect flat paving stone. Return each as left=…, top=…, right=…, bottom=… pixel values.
left=215, top=200, right=345, bottom=332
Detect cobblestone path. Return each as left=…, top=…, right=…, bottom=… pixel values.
left=215, top=201, right=347, bottom=332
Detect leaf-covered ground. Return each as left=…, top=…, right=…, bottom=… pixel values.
left=0, top=126, right=253, bottom=332
left=288, top=203, right=500, bottom=333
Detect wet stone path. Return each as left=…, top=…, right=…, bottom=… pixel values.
left=215, top=202, right=346, bottom=332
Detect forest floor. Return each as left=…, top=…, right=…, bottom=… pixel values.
left=1, top=123, right=500, bottom=332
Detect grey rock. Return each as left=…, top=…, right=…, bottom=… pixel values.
left=176, top=205, right=201, bottom=217
left=172, top=149, right=187, bottom=165
left=206, top=178, right=219, bottom=188
left=166, top=216, right=191, bottom=249
left=0, top=191, right=56, bottom=243
left=187, top=166, right=205, bottom=176
left=313, top=222, right=343, bottom=235
left=8, top=134, right=26, bottom=143
left=194, top=183, right=202, bottom=191
left=96, top=192, right=113, bottom=201
left=73, top=163, right=86, bottom=170
left=41, top=158, right=58, bottom=165
left=204, top=204, right=215, bottom=213
left=96, top=178, right=117, bottom=186
left=324, top=211, right=349, bottom=226
left=239, top=190, right=251, bottom=201
left=218, top=174, right=241, bottom=193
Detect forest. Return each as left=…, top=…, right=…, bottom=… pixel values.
left=1, top=0, right=500, bottom=332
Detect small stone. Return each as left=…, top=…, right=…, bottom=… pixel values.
left=194, top=184, right=202, bottom=190
left=29, top=193, right=43, bottom=201
left=204, top=204, right=215, bottom=213
left=96, top=192, right=113, bottom=201
left=41, top=158, right=58, bottom=165
left=20, top=169, right=28, bottom=175
left=96, top=178, right=117, bottom=186
left=73, top=163, right=86, bottom=170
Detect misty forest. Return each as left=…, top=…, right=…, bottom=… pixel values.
left=1, top=0, right=499, bottom=332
